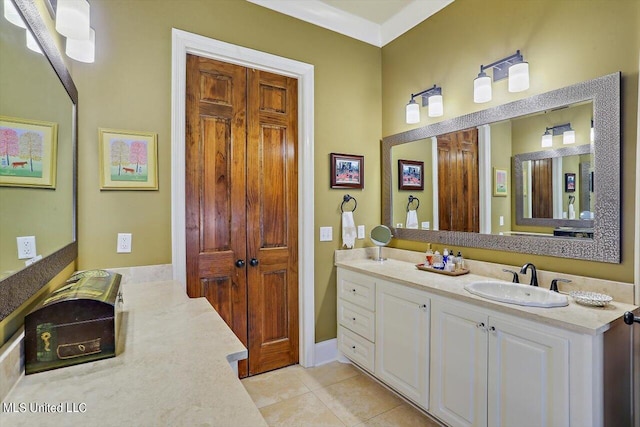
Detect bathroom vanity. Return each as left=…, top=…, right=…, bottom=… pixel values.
left=336, top=248, right=636, bottom=427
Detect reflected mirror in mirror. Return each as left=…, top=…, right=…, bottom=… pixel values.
left=0, top=9, right=74, bottom=279
left=370, top=225, right=392, bottom=262
left=391, top=101, right=594, bottom=239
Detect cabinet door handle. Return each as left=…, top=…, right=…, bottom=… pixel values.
left=235, top=259, right=245, bottom=268
left=249, top=258, right=259, bottom=267
left=419, top=304, right=428, bottom=310
left=488, top=326, right=496, bottom=332
left=351, top=345, right=356, bottom=350
left=351, top=288, right=357, bottom=293
left=477, top=322, right=486, bottom=330
left=352, top=317, right=357, bottom=321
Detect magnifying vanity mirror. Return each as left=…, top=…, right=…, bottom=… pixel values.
left=0, top=0, right=78, bottom=321
left=370, top=225, right=393, bottom=262
left=382, top=72, right=620, bottom=263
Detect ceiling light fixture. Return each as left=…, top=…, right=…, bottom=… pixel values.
left=405, top=84, right=443, bottom=124
left=541, top=123, right=575, bottom=147
left=474, top=50, right=529, bottom=103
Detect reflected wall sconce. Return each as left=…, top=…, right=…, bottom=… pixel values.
left=541, top=123, right=575, bottom=147
left=405, top=84, right=443, bottom=124
left=474, top=50, right=529, bottom=103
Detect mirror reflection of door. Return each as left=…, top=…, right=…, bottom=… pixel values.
left=531, top=158, right=553, bottom=218
left=437, top=128, right=479, bottom=232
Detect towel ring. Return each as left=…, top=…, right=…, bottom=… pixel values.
left=341, top=194, right=357, bottom=212
left=407, top=195, right=420, bottom=212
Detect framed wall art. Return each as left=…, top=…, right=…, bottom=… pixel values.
left=493, top=167, right=508, bottom=197
left=565, top=172, right=576, bottom=192
left=330, top=153, right=364, bottom=189
left=99, top=128, right=158, bottom=190
left=398, top=159, right=424, bottom=191
left=0, top=116, right=58, bottom=188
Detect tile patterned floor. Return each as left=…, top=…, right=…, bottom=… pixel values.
left=241, top=361, right=444, bottom=427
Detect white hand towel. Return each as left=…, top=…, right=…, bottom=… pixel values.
left=406, top=209, right=419, bottom=229
left=568, top=204, right=575, bottom=220
left=342, top=211, right=357, bottom=249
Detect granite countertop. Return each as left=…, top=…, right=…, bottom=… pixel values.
left=1, top=280, right=267, bottom=427
left=336, top=257, right=638, bottom=336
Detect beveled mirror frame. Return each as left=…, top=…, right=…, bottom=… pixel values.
left=0, top=0, right=78, bottom=320
left=382, top=72, right=620, bottom=263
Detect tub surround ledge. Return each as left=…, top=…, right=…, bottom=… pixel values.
left=0, top=279, right=266, bottom=427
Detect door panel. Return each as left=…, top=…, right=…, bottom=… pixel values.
left=531, top=158, right=553, bottom=218
left=186, top=54, right=249, bottom=376
left=247, top=69, right=298, bottom=375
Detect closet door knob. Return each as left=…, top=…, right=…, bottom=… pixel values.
left=250, top=258, right=259, bottom=267
left=235, top=259, right=245, bottom=268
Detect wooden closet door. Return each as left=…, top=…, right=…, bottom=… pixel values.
left=437, top=129, right=479, bottom=232
left=185, top=55, right=249, bottom=375
left=246, top=69, right=299, bottom=375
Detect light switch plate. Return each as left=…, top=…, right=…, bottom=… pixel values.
left=319, top=226, right=333, bottom=242
left=499, top=216, right=504, bottom=226
left=357, top=225, right=365, bottom=239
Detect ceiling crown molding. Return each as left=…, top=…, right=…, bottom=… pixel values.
left=246, top=0, right=454, bottom=47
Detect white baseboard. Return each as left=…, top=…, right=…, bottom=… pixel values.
left=313, top=338, right=338, bottom=366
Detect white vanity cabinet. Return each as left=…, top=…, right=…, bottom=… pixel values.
left=375, top=279, right=430, bottom=409
left=337, top=269, right=376, bottom=372
left=430, top=298, right=570, bottom=427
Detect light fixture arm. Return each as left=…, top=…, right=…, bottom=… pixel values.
left=479, top=50, right=525, bottom=81
left=410, top=84, right=442, bottom=106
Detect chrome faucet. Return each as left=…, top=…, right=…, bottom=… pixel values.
left=520, top=263, right=538, bottom=287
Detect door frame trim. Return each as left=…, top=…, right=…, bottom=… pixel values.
left=171, top=29, right=315, bottom=367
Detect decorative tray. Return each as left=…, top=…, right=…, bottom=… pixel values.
left=569, top=291, right=612, bottom=307
left=415, top=263, right=470, bottom=276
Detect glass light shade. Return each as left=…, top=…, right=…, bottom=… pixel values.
left=474, top=75, right=492, bottom=103
left=563, top=130, right=576, bottom=144
left=26, top=29, right=43, bottom=54
left=66, top=27, right=95, bottom=63
left=4, top=0, right=26, bottom=28
left=508, top=62, right=529, bottom=92
left=541, top=133, right=553, bottom=148
left=427, top=94, right=443, bottom=117
left=406, top=100, right=420, bottom=124
left=56, top=0, right=90, bottom=40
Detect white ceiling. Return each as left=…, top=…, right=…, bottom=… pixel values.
left=246, top=0, right=454, bottom=47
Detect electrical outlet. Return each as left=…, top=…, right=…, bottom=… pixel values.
left=117, top=233, right=132, bottom=253
left=17, top=236, right=36, bottom=259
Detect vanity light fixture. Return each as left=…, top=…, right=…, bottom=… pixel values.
left=474, top=50, right=529, bottom=103
left=405, top=84, right=443, bottom=124
left=4, top=0, right=26, bottom=28
left=541, top=123, right=574, bottom=147
left=66, top=27, right=95, bottom=63
left=26, top=29, right=43, bottom=55
left=55, top=0, right=90, bottom=40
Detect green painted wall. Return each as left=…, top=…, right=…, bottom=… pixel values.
left=71, top=0, right=381, bottom=343
left=383, top=0, right=639, bottom=284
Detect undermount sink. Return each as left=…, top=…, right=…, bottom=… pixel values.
left=464, top=281, right=569, bottom=308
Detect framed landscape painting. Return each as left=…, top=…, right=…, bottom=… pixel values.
left=330, top=153, right=364, bottom=189
left=493, top=167, right=508, bottom=197
left=0, top=116, right=58, bottom=188
left=99, top=128, right=158, bottom=190
left=398, top=159, right=424, bottom=190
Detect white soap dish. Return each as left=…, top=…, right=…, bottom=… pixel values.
left=569, top=291, right=612, bottom=307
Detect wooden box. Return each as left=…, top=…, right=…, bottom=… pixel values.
left=24, top=270, right=123, bottom=374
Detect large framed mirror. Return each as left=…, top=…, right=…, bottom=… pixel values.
left=382, top=72, right=620, bottom=263
left=0, top=0, right=78, bottom=320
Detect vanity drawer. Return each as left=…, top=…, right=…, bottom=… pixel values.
left=338, top=299, right=375, bottom=342
left=338, top=270, right=375, bottom=311
left=338, top=326, right=375, bottom=373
